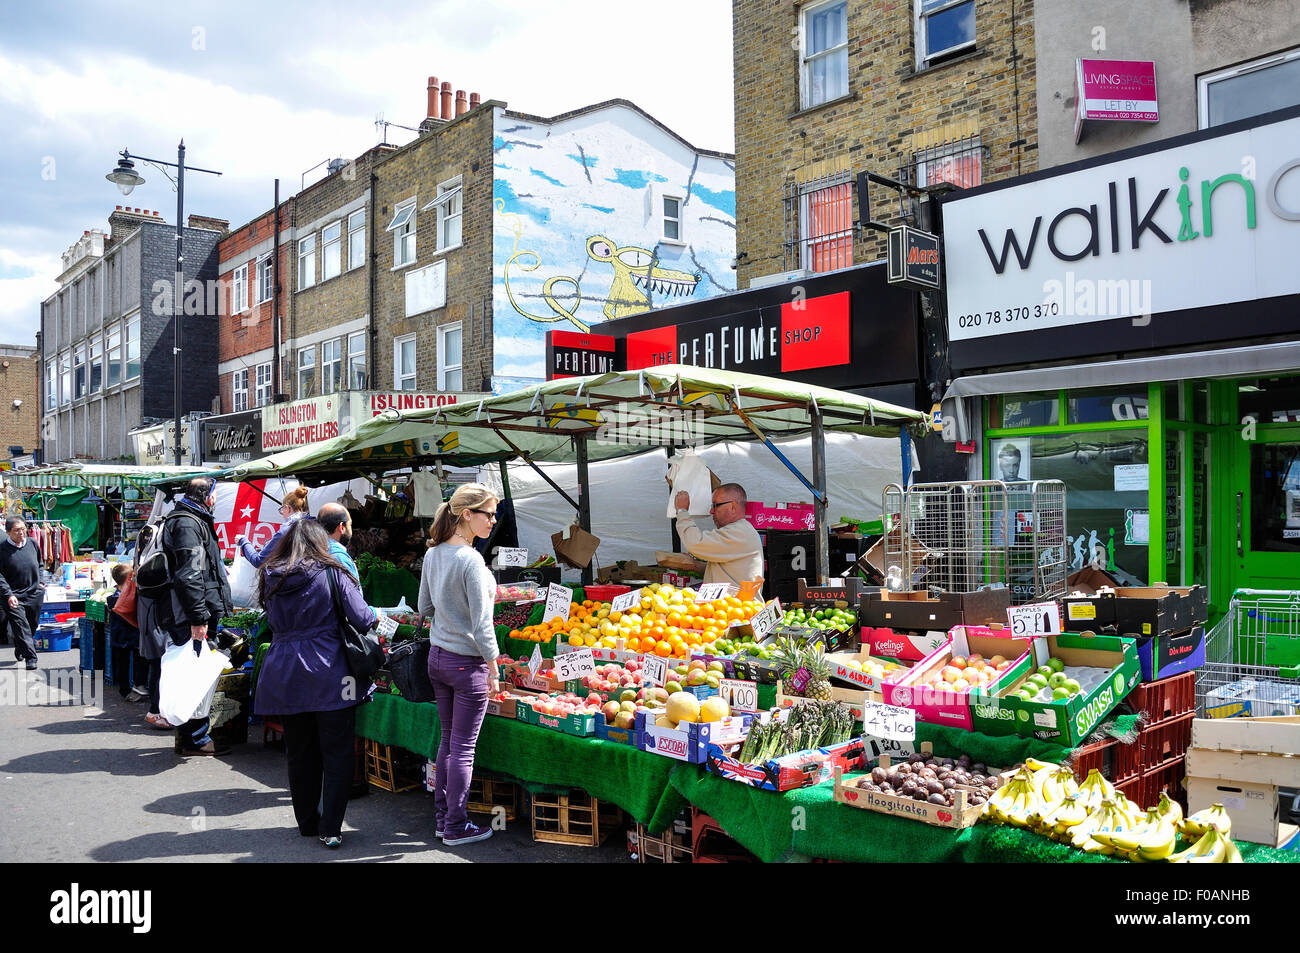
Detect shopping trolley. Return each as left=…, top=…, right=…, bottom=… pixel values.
left=1195, top=589, right=1300, bottom=718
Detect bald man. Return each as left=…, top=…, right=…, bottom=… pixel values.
left=318, top=503, right=360, bottom=580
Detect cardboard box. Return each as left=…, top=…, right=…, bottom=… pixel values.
left=862, top=626, right=948, bottom=662
left=882, top=627, right=1033, bottom=732
left=1062, top=585, right=1208, bottom=639
left=486, top=690, right=542, bottom=720
left=705, top=737, right=867, bottom=792
left=514, top=698, right=598, bottom=737
left=1185, top=715, right=1300, bottom=846
left=595, top=716, right=639, bottom=746
left=633, top=709, right=752, bottom=763
left=745, top=501, right=816, bottom=531
left=498, top=660, right=565, bottom=693
left=552, top=523, right=600, bottom=570
left=824, top=648, right=911, bottom=693
left=1185, top=776, right=1289, bottom=846
left=859, top=587, right=1011, bottom=631
left=797, top=577, right=876, bottom=603
left=994, top=633, right=1142, bottom=746
left=1204, top=679, right=1300, bottom=719
left=1191, top=714, right=1300, bottom=754
left=1134, top=624, right=1205, bottom=682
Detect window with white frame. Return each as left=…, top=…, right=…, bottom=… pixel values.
left=73, top=345, right=86, bottom=399
left=297, top=347, right=316, bottom=398
left=125, top=316, right=140, bottom=380
left=232, top=262, right=249, bottom=313
left=256, top=254, right=273, bottom=304
left=107, top=324, right=122, bottom=387
left=437, top=323, right=462, bottom=391
left=348, top=209, right=366, bottom=270
left=394, top=334, right=417, bottom=390
left=800, top=0, right=849, bottom=110
left=45, top=360, right=55, bottom=410
left=233, top=369, right=249, bottom=412
left=59, top=352, right=71, bottom=405
left=322, top=221, right=342, bottom=281
left=388, top=199, right=417, bottom=267
left=298, top=234, right=316, bottom=289
left=662, top=196, right=683, bottom=242
left=321, top=337, right=342, bottom=394
left=1198, top=47, right=1300, bottom=128
left=914, top=0, right=976, bottom=70
left=89, top=339, right=102, bottom=394
left=254, top=361, right=273, bottom=407
left=348, top=331, right=366, bottom=389
left=425, top=179, right=462, bottom=252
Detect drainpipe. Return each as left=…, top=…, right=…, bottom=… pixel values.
left=368, top=165, right=378, bottom=389
left=273, top=179, right=282, bottom=399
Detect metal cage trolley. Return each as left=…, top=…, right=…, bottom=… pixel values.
left=1196, top=588, right=1300, bottom=719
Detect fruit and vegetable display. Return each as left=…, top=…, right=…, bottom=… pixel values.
left=1000, top=656, right=1090, bottom=702
left=734, top=701, right=855, bottom=763
left=664, top=658, right=728, bottom=694
left=911, top=652, right=1013, bottom=692
left=494, top=583, right=540, bottom=603
left=771, top=637, right=835, bottom=699
left=841, top=750, right=1009, bottom=808
left=782, top=604, right=856, bottom=633
left=983, top=760, right=1246, bottom=862
left=493, top=601, right=533, bottom=629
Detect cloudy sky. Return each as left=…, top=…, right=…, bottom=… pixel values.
left=0, top=0, right=735, bottom=346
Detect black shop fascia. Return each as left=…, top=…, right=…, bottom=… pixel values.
left=546, top=261, right=925, bottom=410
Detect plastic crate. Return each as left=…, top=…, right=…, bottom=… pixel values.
left=1139, top=710, right=1196, bottom=769
left=1115, top=758, right=1187, bottom=811
left=1112, top=737, right=1145, bottom=784
left=1123, top=671, right=1195, bottom=724
left=582, top=584, right=631, bottom=603
left=34, top=625, right=75, bottom=652
left=1068, top=736, right=1117, bottom=783
left=530, top=789, right=624, bottom=847
left=84, top=600, right=108, bottom=622
left=364, top=740, right=421, bottom=793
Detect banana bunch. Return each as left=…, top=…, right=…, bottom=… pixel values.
left=1169, top=826, right=1243, bottom=863
left=1091, top=806, right=1179, bottom=861
left=1180, top=802, right=1232, bottom=840
left=1039, top=793, right=1090, bottom=841
left=1073, top=797, right=1137, bottom=853
left=1033, top=762, right=1079, bottom=805
left=1074, top=768, right=1117, bottom=811
left=983, top=768, right=1042, bottom=827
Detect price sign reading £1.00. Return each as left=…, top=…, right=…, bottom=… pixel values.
left=610, top=588, right=643, bottom=613
left=1006, top=602, right=1062, bottom=638
left=542, top=583, right=574, bottom=623
left=718, top=678, right=759, bottom=713
left=554, top=648, right=595, bottom=681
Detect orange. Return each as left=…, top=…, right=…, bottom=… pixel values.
left=625, top=636, right=641, bottom=652
left=655, top=640, right=672, bottom=657
left=673, top=643, right=688, bottom=658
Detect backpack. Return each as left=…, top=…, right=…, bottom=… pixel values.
left=135, top=510, right=203, bottom=600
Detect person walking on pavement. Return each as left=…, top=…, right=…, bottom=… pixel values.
left=317, top=503, right=359, bottom=579
left=254, top=518, right=382, bottom=849
left=157, top=478, right=234, bottom=756
left=236, top=485, right=310, bottom=567
left=0, top=516, right=43, bottom=670
left=418, top=483, right=502, bottom=847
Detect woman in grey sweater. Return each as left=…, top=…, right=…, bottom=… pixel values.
left=417, top=483, right=502, bottom=847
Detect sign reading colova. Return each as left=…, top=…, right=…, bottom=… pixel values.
left=942, top=109, right=1300, bottom=361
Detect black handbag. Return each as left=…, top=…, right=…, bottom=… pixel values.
left=387, top=614, right=437, bottom=703
left=326, top=568, right=385, bottom=685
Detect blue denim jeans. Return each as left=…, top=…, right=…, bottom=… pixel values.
left=427, top=646, right=490, bottom=835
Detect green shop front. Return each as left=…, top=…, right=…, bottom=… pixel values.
left=938, top=105, right=1300, bottom=620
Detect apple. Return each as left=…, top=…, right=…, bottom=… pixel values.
left=614, top=710, right=636, bottom=730
left=989, top=654, right=1006, bottom=667
left=1063, top=678, right=1082, bottom=694
left=620, top=700, right=637, bottom=713
left=1049, top=672, right=1069, bottom=689
left=1037, top=665, right=1054, bottom=678
left=602, top=701, right=621, bottom=723
left=950, top=656, right=968, bottom=670
left=1048, top=657, right=1065, bottom=673
left=1052, top=686, right=1072, bottom=700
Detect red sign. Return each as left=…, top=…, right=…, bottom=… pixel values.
left=780, top=291, right=850, bottom=373
left=625, top=325, right=679, bottom=371
left=546, top=331, right=617, bottom=379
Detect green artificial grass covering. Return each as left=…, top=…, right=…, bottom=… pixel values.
left=362, top=565, right=420, bottom=609
left=355, top=691, right=689, bottom=831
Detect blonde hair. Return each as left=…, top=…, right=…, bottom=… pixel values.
left=429, top=483, right=499, bottom=547
left=283, top=486, right=310, bottom=513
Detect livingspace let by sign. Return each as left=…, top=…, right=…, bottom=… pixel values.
left=943, top=113, right=1300, bottom=340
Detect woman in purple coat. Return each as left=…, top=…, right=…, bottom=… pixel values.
left=254, top=517, right=380, bottom=848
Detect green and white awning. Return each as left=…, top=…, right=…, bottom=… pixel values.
left=6, top=463, right=202, bottom=492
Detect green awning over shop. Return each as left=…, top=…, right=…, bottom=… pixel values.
left=7, top=463, right=202, bottom=491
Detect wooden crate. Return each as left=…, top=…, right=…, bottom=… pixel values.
left=530, top=789, right=624, bottom=847
left=634, top=820, right=693, bottom=863
left=467, top=776, right=521, bottom=822
left=364, top=740, right=421, bottom=793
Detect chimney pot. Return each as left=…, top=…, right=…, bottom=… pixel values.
left=470, top=92, right=481, bottom=109
left=427, top=76, right=439, bottom=119
left=455, top=89, right=468, bottom=117
left=440, top=82, right=453, bottom=120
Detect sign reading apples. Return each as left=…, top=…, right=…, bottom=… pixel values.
left=1007, top=602, right=1062, bottom=637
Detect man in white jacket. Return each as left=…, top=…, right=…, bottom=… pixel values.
left=673, top=483, right=763, bottom=588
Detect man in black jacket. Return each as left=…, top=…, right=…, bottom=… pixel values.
left=0, top=516, right=42, bottom=670
left=159, top=478, right=234, bottom=756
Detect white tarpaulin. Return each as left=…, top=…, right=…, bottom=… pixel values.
left=150, top=477, right=372, bottom=558
left=483, top=432, right=903, bottom=568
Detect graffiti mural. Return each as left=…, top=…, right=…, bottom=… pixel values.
left=492, top=104, right=735, bottom=387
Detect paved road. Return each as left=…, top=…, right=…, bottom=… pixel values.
left=0, top=649, right=631, bottom=863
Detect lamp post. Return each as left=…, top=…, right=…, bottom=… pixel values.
left=106, top=143, right=221, bottom=466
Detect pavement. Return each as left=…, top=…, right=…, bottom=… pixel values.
left=0, top=647, right=632, bottom=863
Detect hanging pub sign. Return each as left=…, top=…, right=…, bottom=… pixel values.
left=887, top=226, right=942, bottom=290
left=545, top=331, right=617, bottom=380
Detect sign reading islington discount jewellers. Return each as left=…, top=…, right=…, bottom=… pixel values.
left=942, top=110, right=1300, bottom=368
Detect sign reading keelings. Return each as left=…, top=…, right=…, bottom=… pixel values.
left=943, top=112, right=1300, bottom=343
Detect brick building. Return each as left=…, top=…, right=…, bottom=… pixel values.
left=0, top=344, right=40, bottom=460
left=732, top=0, right=1035, bottom=286
left=39, top=207, right=225, bottom=463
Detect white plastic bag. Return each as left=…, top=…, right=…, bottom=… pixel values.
left=227, top=553, right=260, bottom=608
left=665, top=450, right=713, bottom=518
left=159, top=640, right=231, bottom=726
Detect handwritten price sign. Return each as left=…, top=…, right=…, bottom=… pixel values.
left=528, top=644, right=543, bottom=678
left=749, top=599, right=784, bottom=641
left=1007, top=602, right=1062, bottom=637
left=610, top=588, right=643, bottom=613
left=695, top=583, right=736, bottom=603
left=542, top=583, right=574, bottom=623
left=495, top=547, right=528, bottom=568
left=859, top=700, right=916, bottom=743
left=554, top=648, right=595, bottom=681
left=718, top=678, right=759, bottom=712
left=641, top=654, right=668, bottom=687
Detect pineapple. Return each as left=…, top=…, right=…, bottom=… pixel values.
left=804, top=642, right=834, bottom=701
left=772, top=636, right=804, bottom=695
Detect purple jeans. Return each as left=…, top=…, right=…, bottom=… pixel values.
left=427, top=645, right=490, bottom=835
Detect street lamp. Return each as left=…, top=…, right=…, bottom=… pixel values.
left=105, top=143, right=221, bottom=466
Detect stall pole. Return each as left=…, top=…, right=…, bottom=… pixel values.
left=575, top=434, right=593, bottom=587
left=812, top=408, right=830, bottom=584
left=498, top=459, right=511, bottom=500
left=900, top=426, right=913, bottom=488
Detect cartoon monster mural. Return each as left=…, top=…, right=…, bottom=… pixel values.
left=498, top=199, right=701, bottom=332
